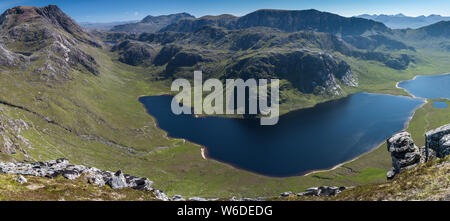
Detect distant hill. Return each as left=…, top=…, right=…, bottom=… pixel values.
left=110, top=13, right=194, bottom=33
left=161, top=9, right=390, bottom=36
left=357, top=14, right=450, bottom=29
left=395, top=21, right=450, bottom=50
left=80, top=20, right=138, bottom=30
left=415, top=21, right=450, bottom=38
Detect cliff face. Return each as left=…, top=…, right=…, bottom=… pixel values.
left=225, top=51, right=357, bottom=95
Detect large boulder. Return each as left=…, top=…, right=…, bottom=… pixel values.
left=386, top=131, right=421, bottom=179
left=107, top=170, right=128, bottom=189
left=426, top=124, right=450, bottom=158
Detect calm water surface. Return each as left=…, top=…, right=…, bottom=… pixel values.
left=140, top=92, right=423, bottom=176
left=433, top=101, right=448, bottom=109
left=398, top=74, right=450, bottom=99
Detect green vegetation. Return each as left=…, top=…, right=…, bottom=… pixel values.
left=0, top=173, right=158, bottom=201
left=289, top=155, right=450, bottom=201
left=407, top=99, right=450, bottom=147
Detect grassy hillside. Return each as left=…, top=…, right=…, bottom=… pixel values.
left=0, top=173, right=158, bottom=201
left=2, top=41, right=449, bottom=198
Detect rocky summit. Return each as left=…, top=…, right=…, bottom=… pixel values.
left=0, top=5, right=100, bottom=80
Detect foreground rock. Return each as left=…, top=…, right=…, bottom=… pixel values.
left=426, top=124, right=450, bottom=158
left=0, top=159, right=157, bottom=194
left=279, top=186, right=348, bottom=198
left=386, top=132, right=421, bottom=179
left=14, top=175, right=27, bottom=184
left=297, top=186, right=347, bottom=197
left=387, top=124, right=450, bottom=179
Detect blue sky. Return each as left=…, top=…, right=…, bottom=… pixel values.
left=1, top=0, right=450, bottom=23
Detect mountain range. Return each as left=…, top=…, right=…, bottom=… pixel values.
left=357, top=13, right=450, bottom=29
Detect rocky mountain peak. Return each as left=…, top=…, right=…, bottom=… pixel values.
left=0, top=5, right=100, bottom=47
left=0, top=5, right=100, bottom=78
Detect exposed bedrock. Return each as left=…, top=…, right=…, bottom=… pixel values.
left=0, top=159, right=153, bottom=191
left=426, top=124, right=450, bottom=158
left=386, top=132, right=421, bottom=179
left=387, top=124, right=450, bottom=179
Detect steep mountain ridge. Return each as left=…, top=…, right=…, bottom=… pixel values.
left=161, top=9, right=390, bottom=36
left=0, top=5, right=100, bottom=78
left=110, top=13, right=195, bottom=33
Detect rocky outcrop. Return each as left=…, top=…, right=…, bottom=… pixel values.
left=165, top=51, right=203, bottom=75
left=14, top=175, right=27, bottom=184
left=297, top=186, right=347, bottom=197
left=387, top=124, right=450, bottom=179
left=152, top=44, right=182, bottom=66
left=111, top=40, right=156, bottom=66
left=386, top=132, right=422, bottom=179
left=426, top=124, right=450, bottom=158
left=226, top=50, right=357, bottom=96
left=0, top=159, right=153, bottom=191
left=0, top=115, right=32, bottom=155
left=280, top=186, right=348, bottom=197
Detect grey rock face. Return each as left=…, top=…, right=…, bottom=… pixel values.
left=426, top=124, right=450, bottom=158
left=386, top=131, right=421, bottom=179
left=14, top=175, right=27, bottom=184
left=297, top=186, right=346, bottom=197
left=107, top=170, right=128, bottom=190
left=86, top=170, right=106, bottom=187
left=280, top=191, right=293, bottom=197
left=226, top=50, right=356, bottom=96
left=172, top=195, right=185, bottom=201
left=153, top=189, right=169, bottom=201
left=0, top=159, right=155, bottom=193
left=126, top=176, right=153, bottom=191
left=189, top=197, right=208, bottom=201
left=0, top=116, right=32, bottom=155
